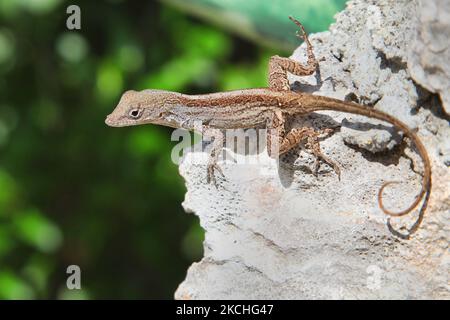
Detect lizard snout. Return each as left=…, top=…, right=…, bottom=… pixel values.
left=105, top=114, right=118, bottom=127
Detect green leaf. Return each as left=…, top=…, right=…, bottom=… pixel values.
left=127, top=127, right=167, bottom=157
left=96, top=61, right=124, bottom=101
left=181, top=222, right=204, bottom=260
left=179, top=25, right=230, bottom=59
left=117, top=44, right=144, bottom=73
left=0, top=225, right=14, bottom=258
left=0, top=169, right=17, bottom=212
left=0, top=270, right=34, bottom=299
left=18, top=0, right=62, bottom=15
left=22, top=255, right=53, bottom=294
left=139, top=55, right=214, bottom=91
left=13, top=208, right=63, bottom=253
left=56, top=33, right=89, bottom=63
left=58, top=287, right=90, bottom=300
left=0, top=28, right=15, bottom=65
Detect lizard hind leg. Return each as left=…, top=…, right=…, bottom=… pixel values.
left=306, top=130, right=341, bottom=180
left=267, top=120, right=340, bottom=179
left=268, top=16, right=318, bottom=91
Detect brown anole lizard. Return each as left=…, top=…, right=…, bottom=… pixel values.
left=106, top=17, right=431, bottom=237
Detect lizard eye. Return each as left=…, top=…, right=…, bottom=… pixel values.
left=128, top=108, right=142, bottom=119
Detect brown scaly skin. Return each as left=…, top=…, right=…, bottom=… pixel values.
left=106, top=17, right=431, bottom=238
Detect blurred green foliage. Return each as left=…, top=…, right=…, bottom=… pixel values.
left=0, top=0, right=342, bottom=299
left=162, top=0, right=347, bottom=50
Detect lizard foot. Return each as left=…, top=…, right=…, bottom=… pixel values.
left=313, top=155, right=341, bottom=180
left=316, top=128, right=341, bottom=179
left=318, top=127, right=334, bottom=137
left=305, top=134, right=341, bottom=180
left=206, top=161, right=225, bottom=187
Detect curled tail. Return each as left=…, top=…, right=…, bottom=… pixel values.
left=311, top=96, right=432, bottom=234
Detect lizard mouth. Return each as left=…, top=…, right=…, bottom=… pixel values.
left=105, top=114, right=121, bottom=127
left=105, top=114, right=143, bottom=127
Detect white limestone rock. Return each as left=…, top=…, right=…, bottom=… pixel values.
left=408, top=0, right=450, bottom=115
left=175, top=0, right=450, bottom=300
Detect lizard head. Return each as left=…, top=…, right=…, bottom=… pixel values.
left=105, top=89, right=178, bottom=127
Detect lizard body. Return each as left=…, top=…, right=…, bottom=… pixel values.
left=106, top=17, right=431, bottom=237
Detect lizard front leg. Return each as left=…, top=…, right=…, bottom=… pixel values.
left=268, top=16, right=318, bottom=91
left=202, top=127, right=225, bottom=187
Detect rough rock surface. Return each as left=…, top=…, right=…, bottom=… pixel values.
left=175, top=0, right=449, bottom=300
left=409, top=0, right=450, bottom=115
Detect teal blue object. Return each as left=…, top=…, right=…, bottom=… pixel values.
left=161, top=0, right=347, bottom=50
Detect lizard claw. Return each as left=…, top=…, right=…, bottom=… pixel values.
left=313, top=159, right=320, bottom=177
left=333, top=164, right=341, bottom=181
left=313, top=155, right=341, bottom=180
left=319, top=128, right=334, bottom=137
